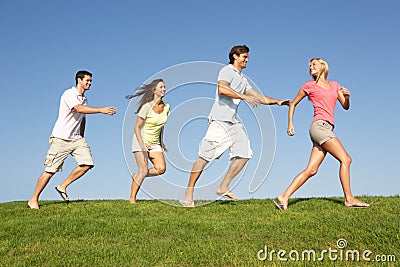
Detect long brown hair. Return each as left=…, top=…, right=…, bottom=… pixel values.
left=126, top=79, right=164, bottom=113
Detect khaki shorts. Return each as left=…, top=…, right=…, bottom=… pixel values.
left=198, top=120, right=252, bottom=161
left=132, top=137, right=162, bottom=153
left=44, top=137, right=94, bottom=173
left=309, top=120, right=336, bottom=146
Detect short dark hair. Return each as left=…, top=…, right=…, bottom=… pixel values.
left=229, top=45, right=250, bottom=64
left=75, top=70, right=92, bottom=85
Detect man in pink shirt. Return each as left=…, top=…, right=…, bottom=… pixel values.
left=28, top=70, right=116, bottom=209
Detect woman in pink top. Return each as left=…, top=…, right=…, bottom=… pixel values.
left=274, top=58, right=369, bottom=210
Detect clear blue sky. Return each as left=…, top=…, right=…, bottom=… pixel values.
left=1, top=0, right=399, bottom=203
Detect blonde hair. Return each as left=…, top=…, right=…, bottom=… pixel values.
left=310, top=58, right=329, bottom=81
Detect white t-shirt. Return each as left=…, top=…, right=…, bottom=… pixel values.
left=51, top=87, right=87, bottom=140
left=208, top=64, right=252, bottom=123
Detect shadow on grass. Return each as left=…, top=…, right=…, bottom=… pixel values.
left=216, top=200, right=238, bottom=206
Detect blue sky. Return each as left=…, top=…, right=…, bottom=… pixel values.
left=1, top=0, right=399, bottom=203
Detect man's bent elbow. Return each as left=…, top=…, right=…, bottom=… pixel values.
left=73, top=104, right=85, bottom=113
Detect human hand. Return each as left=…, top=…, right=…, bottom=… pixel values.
left=244, top=95, right=261, bottom=107
left=278, top=99, right=291, bottom=106
left=102, top=106, right=117, bottom=116
left=162, top=144, right=168, bottom=152
left=287, top=125, right=295, bottom=136
left=144, top=143, right=151, bottom=150
left=340, top=87, right=350, bottom=98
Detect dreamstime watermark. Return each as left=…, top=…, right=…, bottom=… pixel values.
left=257, top=238, right=397, bottom=263
left=122, top=61, right=277, bottom=206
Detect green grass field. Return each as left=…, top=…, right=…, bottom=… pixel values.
left=0, top=196, right=398, bottom=266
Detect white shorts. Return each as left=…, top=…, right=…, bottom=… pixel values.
left=132, top=137, right=162, bottom=153
left=198, top=121, right=252, bottom=161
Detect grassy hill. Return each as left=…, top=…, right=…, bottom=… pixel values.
left=0, top=196, right=398, bottom=266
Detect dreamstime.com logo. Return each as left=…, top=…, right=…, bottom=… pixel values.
left=123, top=61, right=277, bottom=206
left=257, top=238, right=397, bottom=263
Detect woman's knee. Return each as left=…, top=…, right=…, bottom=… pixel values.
left=154, top=165, right=166, bottom=175
left=341, top=155, right=352, bottom=166
left=305, top=168, right=318, bottom=178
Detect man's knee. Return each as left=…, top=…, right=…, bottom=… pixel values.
left=79, top=165, right=93, bottom=172
left=43, top=171, right=55, bottom=179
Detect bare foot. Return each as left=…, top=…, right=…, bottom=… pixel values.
left=27, top=200, right=39, bottom=210
left=345, top=197, right=370, bottom=208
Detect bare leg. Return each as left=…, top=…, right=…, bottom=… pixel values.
left=321, top=138, right=369, bottom=207
left=278, top=145, right=326, bottom=210
left=28, top=172, right=55, bottom=209
left=183, top=157, right=209, bottom=203
left=130, top=151, right=166, bottom=204
left=217, top=157, right=249, bottom=199
left=147, top=151, right=166, bottom=177
left=57, top=165, right=92, bottom=193
left=130, top=151, right=149, bottom=204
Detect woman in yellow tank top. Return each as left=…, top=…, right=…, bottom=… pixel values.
left=126, top=79, right=170, bottom=204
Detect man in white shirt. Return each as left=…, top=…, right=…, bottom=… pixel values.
left=28, top=70, right=116, bottom=209
left=181, top=45, right=290, bottom=207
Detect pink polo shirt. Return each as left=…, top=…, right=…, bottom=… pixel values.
left=302, top=80, right=341, bottom=125
left=51, top=87, right=87, bottom=140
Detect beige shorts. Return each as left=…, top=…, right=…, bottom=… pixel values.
left=132, top=137, right=162, bottom=153
left=309, top=120, right=336, bottom=146
left=44, top=137, right=94, bottom=173
left=198, top=120, right=252, bottom=161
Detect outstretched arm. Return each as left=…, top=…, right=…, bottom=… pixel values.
left=217, top=80, right=261, bottom=107
left=73, top=104, right=116, bottom=116
left=338, top=87, right=350, bottom=110
left=246, top=88, right=291, bottom=106
left=287, top=89, right=307, bottom=136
